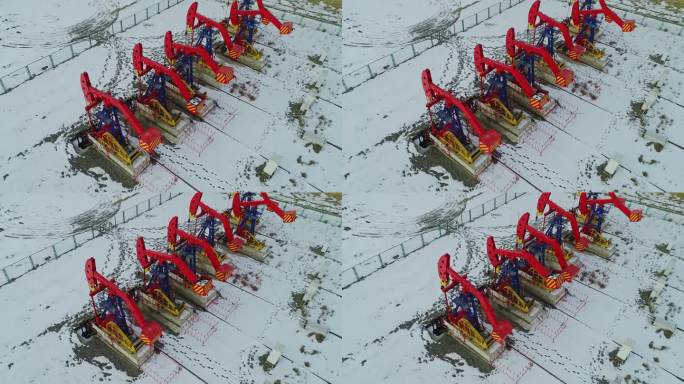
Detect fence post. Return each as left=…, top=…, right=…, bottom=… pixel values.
left=390, top=53, right=397, bottom=67
left=488, top=7, right=490, bottom=19
left=158, top=2, right=161, bottom=13
left=2, top=268, right=9, bottom=283
left=482, top=203, right=485, bottom=216
left=462, top=19, right=465, bottom=32
left=146, top=7, right=149, bottom=20
left=420, top=233, right=425, bottom=247
left=160, top=193, right=163, bottom=205
left=400, top=243, right=406, bottom=257
left=352, top=266, right=360, bottom=281
left=136, top=204, right=139, bottom=216
left=366, top=64, right=373, bottom=78
left=475, top=13, right=478, bottom=24
left=493, top=196, right=497, bottom=209
left=505, top=192, right=508, bottom=204
left=120, top=20, right=124, bottom=32
left=49, top=54, right=55, bottom=69
left=91, top=227, right=96, bottom=238
left=0, top=78, right=6, bottom=94
left=52, top=245, right=58, bottom=258
left=69, top=44, right=75, bottom=58
left=148, top=198, right=152, bottom=210
left=411, top=43, right=417, bottom=56
left=73, top=235, right=78, bottom=248
left=122, top=210, right=126, bottom=223
left=29, top=255, right=36, bottom=269
left=469, top=209, right=472, bottom=222
left=499, top=2, right=502, bottom=12
left=342, top=77, right=349, bottom=92
left=25, top=66, right=32, bottom=79
left=168, top=0, right=171, bottom=8
left=377, top=254, right=385, bottom=267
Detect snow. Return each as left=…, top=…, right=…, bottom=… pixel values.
left=0, top=192, right=342, bottom=383
left=341, top=191, right=684, bottom=384
left=1, top=0, right=684, bottom=382
left=342, top=0, right=684, bottom=195
left=0, top=0, right=342, bottom=265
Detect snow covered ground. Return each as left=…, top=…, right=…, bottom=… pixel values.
left=342, top=0, right=684, bottom=195
left=0, top=192, right=342, bottom=384
left=0, top=0, right=342, bottom=264
left=341, top=190, right=684, bottom=384
left=1, top=0, right=683, bottom=382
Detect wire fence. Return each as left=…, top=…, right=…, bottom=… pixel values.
left=341, top=0, right=528, bottom=93
left=0, top=192, right=183, bottom=288
left=340, top=191, right=528, bottom=289
left=0, top=0, right=186, bottom=96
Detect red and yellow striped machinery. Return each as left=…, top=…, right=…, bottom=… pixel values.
left=516, top=212, right=580, bottom=283
left=136, top=236, right=218, bottom=310
left=431, top=253, right=513, bottom=365
left=505, top=27, right=575, bottom=88
left=84, top=257, right=162, bottom=367
left=167, top=215, right=235, bottom=282
left=413, top=68, right=502, bottom=178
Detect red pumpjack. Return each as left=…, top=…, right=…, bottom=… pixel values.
left=167, top=216, right=235, bottom=282
left=164, top=30, right=235, bottom=89
left=229, top=192, right=297, bottom=260
left=505, top=27, right=574, bottom=88
left=528, top=0, right=586, bottom=61
left=429, top=253, right=512, bottom=365
left=570, top=0, right=636, bottom=34
left=135, top=236, right=195, bottom=334
left=132, top=42, right=194, bottom=143
left=536, top=192, right=591, bottom=251
left=413, top=68, right=502, bottom=177
left=563, top=1, right=615, bottom=69
left=226, top=0, right=293, bottom=66
left=486, top=236, right=559, bottom=328
left=79, top=71, right=162, bottom=177
left=185, top=2, right=272, bottom=70
left=517, top=212, right=581, bottom=284
left=228, top=0, right=294, bottom=35
left=133, top=43, right=216, bottom=117
left=474, top=43, right=555, bottom=117
left=189, top=191, right=245, bottom=253
left=488, top=235, right=568, bottom=307
left=572, top=192, right=642, bottom=258
left=138, top=236, right=218, bottom=308
left=84, top=257, right=163, bottom=367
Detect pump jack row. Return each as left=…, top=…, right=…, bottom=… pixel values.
left=413, top=0, right=635, bottom=178
left=77, top=192, right=296, bottom=367
left=428, top=191, right=642, bottom=364
left=72, top=1, right=292, bottom=178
